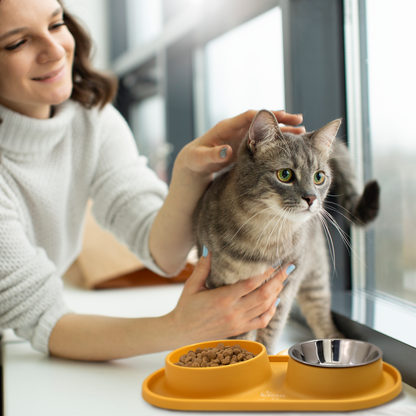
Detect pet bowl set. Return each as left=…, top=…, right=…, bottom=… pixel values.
left=142, top=339, right=402, bottom=411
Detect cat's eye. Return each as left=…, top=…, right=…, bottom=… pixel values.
left=314, top=171, right=325, bottom=185
left=277, top=169, right=293, bottom=183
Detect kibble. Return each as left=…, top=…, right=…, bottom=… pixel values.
left=174, top=343, right=256, bottom=367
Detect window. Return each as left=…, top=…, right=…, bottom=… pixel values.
left=125, top=0, right=163, bottom=49
left=345, top=0, right=416, bottom=319
left=129, top=95, right=170, bottom=182
left=203, top=7, right=285, bottom=130
left=366, top=0, right=416, bottom=305
left=342, top=0, right=416, bottom=386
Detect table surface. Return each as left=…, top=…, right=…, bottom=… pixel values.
left=2, top=281, right=416, bottom=416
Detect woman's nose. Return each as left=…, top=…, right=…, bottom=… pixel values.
left=37, top=35, right=66, bottom=63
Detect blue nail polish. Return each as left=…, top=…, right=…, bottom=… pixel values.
left=272, top=259, right=282, bottom=269
left=202, top=245, right=208, bottom=257
left=286, top=264, right=296, bottom=275
left=275, top=298, right=281, bottom=307
left=220, top=147, right=227, bottom=159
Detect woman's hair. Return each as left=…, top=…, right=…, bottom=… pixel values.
left=60, top=2, right=118, bottom=109
left=0, top=0, right=118, bottom=109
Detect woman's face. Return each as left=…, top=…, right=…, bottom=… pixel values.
left=0, top=0, right=75, bottom=119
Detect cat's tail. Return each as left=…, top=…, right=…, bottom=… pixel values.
left=328, top=138, right=380, bottom=227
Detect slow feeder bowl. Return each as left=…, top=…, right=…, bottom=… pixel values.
left=164, top=339, right=269, bottom=398
left=142, top=339, right=402, bottom=411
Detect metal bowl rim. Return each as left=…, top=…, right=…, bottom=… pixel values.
left=288, top=339, right=383, bottom=368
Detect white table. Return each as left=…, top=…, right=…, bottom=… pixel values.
left=2, top=282, right=416, bottom=416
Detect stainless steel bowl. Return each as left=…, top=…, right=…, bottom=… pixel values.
left=288, top=339, right=382, bottom=368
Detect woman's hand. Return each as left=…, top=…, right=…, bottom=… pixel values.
left=176, top=110, right=304, bottom=179
left=166, top=252, right=291, bottom=345
left=48, top=253, right=292, bottom=361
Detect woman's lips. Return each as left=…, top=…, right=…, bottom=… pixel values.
left=32, top=65, right=65, bottom=83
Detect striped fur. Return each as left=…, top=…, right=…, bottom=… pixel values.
left=193, top=110, right=379, bottom=352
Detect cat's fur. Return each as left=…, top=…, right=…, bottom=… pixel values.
left=193, top=109, right=379, bottom=352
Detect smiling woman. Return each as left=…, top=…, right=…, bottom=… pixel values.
left=0, top=0, right=304, bottom=362
left=0, top=0, right=116, bottom=119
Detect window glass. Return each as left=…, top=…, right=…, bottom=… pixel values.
left=204, top=7, right=285, bottom=129
left=126, top=0, right=163, bottom=49
left=129, top=96, right=170, bottom=182
left=366, top=0, right=416, bottom=304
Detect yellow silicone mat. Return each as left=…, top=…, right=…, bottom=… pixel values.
left=142, top=355, right=402, bottom=412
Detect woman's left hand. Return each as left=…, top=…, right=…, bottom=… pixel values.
left=176, top=110, right=304, bottom=177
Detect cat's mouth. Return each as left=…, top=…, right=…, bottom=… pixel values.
left=290, top=206, right=319, bottom=222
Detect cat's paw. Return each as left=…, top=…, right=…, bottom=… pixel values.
left=353, top=180, right=380, bottom=225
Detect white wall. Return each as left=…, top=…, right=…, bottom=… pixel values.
left=63, top=0, right=110, bottom=70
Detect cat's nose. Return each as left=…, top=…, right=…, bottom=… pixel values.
left=303, top=195, right=317, bottom=207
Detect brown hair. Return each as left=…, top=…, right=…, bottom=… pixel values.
left=61, top=3, right=118, bottom=109
left=0, top=0, right=118, bottom=110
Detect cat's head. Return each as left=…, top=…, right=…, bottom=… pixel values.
left=237, top=109, right=341, bottom=223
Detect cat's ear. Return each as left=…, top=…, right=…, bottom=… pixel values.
left=310, top=118, right=342, bottom=157
left=248, top=109, right=284, bottom=153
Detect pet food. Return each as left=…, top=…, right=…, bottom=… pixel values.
left=174, top=343, right=255, bottom=367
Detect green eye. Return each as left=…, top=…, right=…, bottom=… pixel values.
left=277, top=169, right=293, bottom=183
left=314, top=171, right=325, bottom=185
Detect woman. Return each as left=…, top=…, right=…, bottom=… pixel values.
left=0, top=0, right=304, bottom=360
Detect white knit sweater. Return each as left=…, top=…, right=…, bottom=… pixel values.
left=0, top=100, right=169, bottom=353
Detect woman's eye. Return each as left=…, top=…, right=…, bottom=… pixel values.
left=277, top=169, right=293, bottom=183
left=314, top=171, right=325, bottom=185
left=5, top=40, right=26, bottom=51
left=50, top=22, right=66, bottom=30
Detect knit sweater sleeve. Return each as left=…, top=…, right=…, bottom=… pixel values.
left=0, top=179, right=72, bottom=353
left=89, top=105, right=172, bottom=276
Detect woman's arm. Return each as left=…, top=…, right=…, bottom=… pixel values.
left=149, top=110, right=304, bottom=274
left=49, top=254, right=291, bottom=360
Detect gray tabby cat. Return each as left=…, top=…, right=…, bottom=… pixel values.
left=193, top=109, right=379, bottom=352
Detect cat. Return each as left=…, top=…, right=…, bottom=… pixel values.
left=192, top=109, right=379, bottom=353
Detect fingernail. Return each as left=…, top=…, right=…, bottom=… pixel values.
left=272, top=260, right=282, bottom=269
left=275, top=109, right=285, bottom=112
left=202, top=245, right=209, bottom=257
left=220, top=147, right=227, bottom=158
left=275, top=298, right=281, bottom=307
left=286, top=264, right=296, bottom=275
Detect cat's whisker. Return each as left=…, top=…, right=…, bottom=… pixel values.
left=253, top=209, right=283, bottom=255
left=258, top=212, right=282, bottom=261
left=321, top=209, right=367, bottom=269
left=324, top=204, right=375, bottom=246
left=221, top=204, right=281, bottom=249
left=324, top=201, right=366, bottom=227
left=318, top=213, right=336, bottom=273
left=273, top=207, right=291, bottom=260
left=259, top=205, right=289, bottom=261
left=326, top=193, right=345, bottom=198
left=320, top=210, right=352, bottom=252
